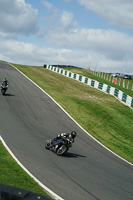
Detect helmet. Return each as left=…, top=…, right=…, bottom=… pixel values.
left=3, top=78, right=7, bottom=82
left=71, top=131, right=77, bottom=138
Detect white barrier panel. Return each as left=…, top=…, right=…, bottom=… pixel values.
left=102, top=84, right=108, bottom=92
left=46, top=65, right=133, bottom=109
left=94, top=81, right=99, bottom=89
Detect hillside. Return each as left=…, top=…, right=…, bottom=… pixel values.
left=13, top=64, right=133, bottom=164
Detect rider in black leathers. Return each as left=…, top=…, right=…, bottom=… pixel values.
left=1, top=78, right=8, bottom=87
left=51, top=131, right=77, bottom=152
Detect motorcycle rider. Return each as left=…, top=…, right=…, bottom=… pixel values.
left=51, top=131, right=77, bottom=152
left=1, top=78, right=8, bottom=87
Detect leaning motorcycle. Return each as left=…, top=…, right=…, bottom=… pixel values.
left=45, top=138, right=72, bottom=156
left=1, top=84, right=8, bottom=95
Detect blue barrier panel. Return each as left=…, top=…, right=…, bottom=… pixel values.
left=85, top=77, right=88, bottom=84
left=73, top=74, right=76, bottom=79
left=47, top=67, right=132, bottom=109
left=114, top=88, right=119, bottom=97
left=131, top=98, right=133, bottom=108
left=106, top=86, right=111, bottom=93
left=98, top=82, right=103, bottom=90
left=69, top=72, right=71, bottom=77
left=91, top=80, right=95, bottom=87
left=122, top=93, right=127, bottom=103
left=79, top=75, right=82, bottom=81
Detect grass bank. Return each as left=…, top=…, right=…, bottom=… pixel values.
left=12, top=64, right=133, bottom=164
left=65, top=67, right=133, bottom=97
left=0, top=141, right=52, bottom=199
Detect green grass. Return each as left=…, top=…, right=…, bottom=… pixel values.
left=13, top=64, right=133, bottom=164
left=65, top=67, right=133, bottom=97
left=0, top=141, right=52, bottom=199
left=1, top=63, right=133, bottom=198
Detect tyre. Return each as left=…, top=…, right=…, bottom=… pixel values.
left=45, top=143, right=51, bottom=150
left=45, top=139, right=52, bottom=150
left=56, top=145, right=68, bottom=156
left=1, top=89, right=5, bottom=95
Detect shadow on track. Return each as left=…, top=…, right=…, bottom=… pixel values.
left=63, top=152, right=86, bottom=158
left=1, top=94, right=15, bottom=96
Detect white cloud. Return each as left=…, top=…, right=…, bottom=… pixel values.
left=0, top=0, right=133, bottom=74
left=41, top=0, right=53, bottom=10
left=38, top=9, right=78, bottom=40
left=0, top=38, right=133, bottom=74
left=41, top=0, right=58, bottom=12
left=0, top=40, right=57, bottom=65
left=37, top=4, right=133, bottom=74
left=77, top=0, right=133, bottom=29
left=44, top=21, right=133, bottom=59
left=59, top=11, right=78, bottom=31
left=0, top=0, right=38, bottom=37
left=43, top=10, right=78, bottom=35
left=60, top=11, right=73, bottom=27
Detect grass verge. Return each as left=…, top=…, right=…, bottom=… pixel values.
left=12, top=64, right=133, bottom=164
left=65, top=67, right=133, bottom=97
left=0, top=141, right=52, bottom=199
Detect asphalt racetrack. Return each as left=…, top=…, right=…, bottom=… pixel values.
left=0, top=62, right=133, bottom=200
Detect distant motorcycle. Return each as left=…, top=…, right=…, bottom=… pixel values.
left=1, top=84, right=8, bottom=95
left=45, top=138, right=73, bottom=156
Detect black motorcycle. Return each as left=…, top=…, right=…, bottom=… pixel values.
left=1, top=84, right=8, bottom=95
left=45, top=138, right=73, bottom=156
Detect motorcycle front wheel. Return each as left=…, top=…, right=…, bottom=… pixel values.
left=1, top=89, right=6, bottom=95
left=56, top=145, right=68, bottom=156
left=45, top=139, right=52, bottom=150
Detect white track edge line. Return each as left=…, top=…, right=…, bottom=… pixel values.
left=9, top=64, right=133, bottom=161
left=10, top=64, right=133, bottom=166
left=11, top=64, right=133, bottom=166
left=0, top=135, right=64, bottom=200
left=2, top=62, right=132, bottom=197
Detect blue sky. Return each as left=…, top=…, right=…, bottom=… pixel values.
left=0, top=0, right=133, bottom=74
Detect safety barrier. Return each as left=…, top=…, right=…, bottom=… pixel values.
left=0, top=184, right=49, bottom=200
left=46, top=65, right=133, bottom=109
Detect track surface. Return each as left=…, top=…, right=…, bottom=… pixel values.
left=0, top=62, right=133, bottom=200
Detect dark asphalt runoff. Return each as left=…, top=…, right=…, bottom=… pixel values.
left=0, top=62, right=133, bottom=200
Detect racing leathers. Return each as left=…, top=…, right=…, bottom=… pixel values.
left=1, top=78, right=8, bottom=88
left=51, top=133, right=74, bottom=152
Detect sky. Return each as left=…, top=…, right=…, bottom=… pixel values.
left=0, top=0, right=133, bottom=74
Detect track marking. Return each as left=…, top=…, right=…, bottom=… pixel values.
left=0, top=135, right=64, bottom=200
